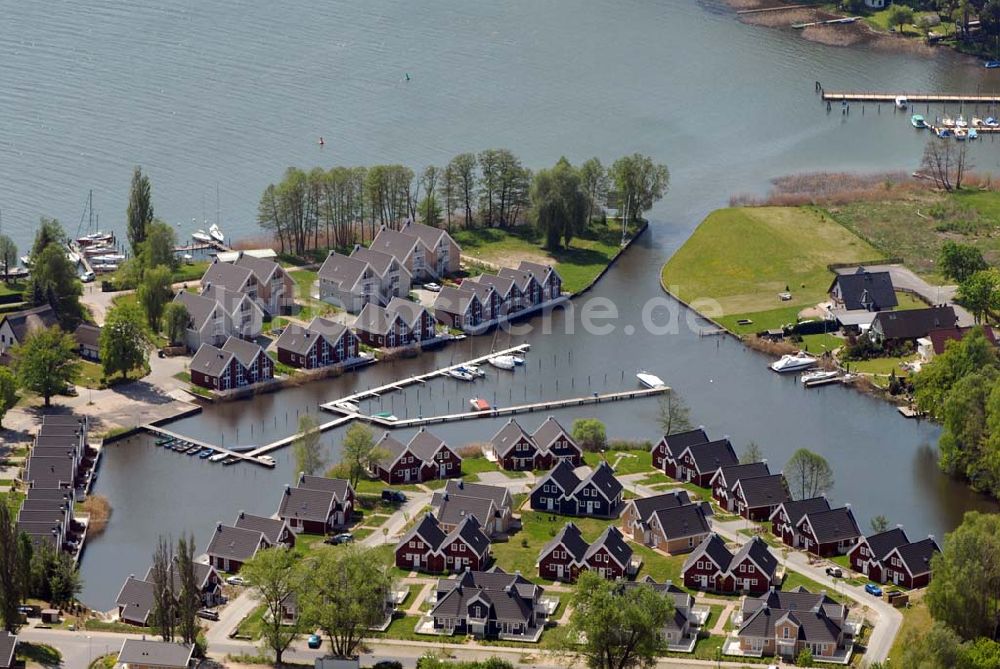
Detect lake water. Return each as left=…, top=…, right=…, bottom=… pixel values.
left=4, top=0, right=999, bottom=608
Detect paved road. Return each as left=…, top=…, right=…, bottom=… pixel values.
left=836, top=263, right=975, bottom=326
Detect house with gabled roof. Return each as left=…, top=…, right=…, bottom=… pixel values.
left=731, top=474, right=790, bottom=521
left=0, top=631, right=16, bottom=669
left=536, top=522, right=589, bottom=582
left=0, top=304, right=58, bottom=355
left=651, top=428, right=709, bottom=477
left=847, top=527, right=908, bottom=583
left=200, top=284, right=263, bottom=341
left=387, top=297, right=437, bottom=343
left=189, top=337, right=273, bottom=391
left=434, top=286, right=482, bottom=332
left=531, top=417, right=582, bottom=466
left=871, top=306, right=958, bottom=347
left=370, top=225, right=433, bottom=282
left=490, top=419, right=542, bottom=470
left=432, top=493, right=501, bottom=537
left=683, top=535, right=778, bottom=594
left=296, top=473, right=354, bottom=520
left=205, top=523, right=270, bottom=573
left=439, top=479, right=513, bottom=532
left=530, top=460, right=582, bottom=514
left=646, top=503, right=712, bottom=554
left=583, top=525, right=633, bottom=580
left=528, top=461, right=623, bottom=518
left=229, top=252, right=294, bottom=315
left=518, top=261, right=562, bottom=301
left=620, top=490, right=695, bottom=543
left=409, top=428, right=462, bottom=481
left=74, top=322, right=101, bottom=361
left=710, top=462, right=770, bottom=512
left=498, top=267, right=542, bottom=308
left=430, top=569, right=545, bottom=641
left=795, top=506, right=862, bottom=557
left=462, top=280, right=502, bottom=322
left=472, top=274, right=521, bottom=317
left=317, top=251, right=380, bottom=314
left=770, top=496, right=831, bottom=547
left=620, top=577, right=702, bottom=651
left=142, top=560, right=223, bottom=609
left=234, top=511, right=295, bottom=548
left=201, top=260, right=258, bottom=306
left=275, top=318, right=359, bottom=369
left=350, top=244, right=412, bottom=305
left=172, top=290, right=230, bottom=351
left=882, top=537, right=940, bottom=588
left=400, top=220, right=462, bottom=278
left=116, top=639, right=194, bottom=669
left=675, top=439, right=738, bottom=487
left=276, top=482, right=348, bottom=535
left=354, top=303, right=411, bottom=348
left=116, top=575, right=160, bottom=626
left=828, top=267, right=897, bottom=312
left=395, top=512, right=491, bottom=574
left=733, top=587, right=851, bottom=662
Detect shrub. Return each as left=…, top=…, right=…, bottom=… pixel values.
left=458, top=443, right=486, bottom=458
left=571, top=418, right=607, bottom=452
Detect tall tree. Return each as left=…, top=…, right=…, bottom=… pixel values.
left=579, top=157, right=610, bottom=224
left=241, top=547, right=302, bottom=665
left=740, top=441, right=764, bottom=464
left=294, top=414, right=324, bottom=476
left=572, top=418, right=607, bottom=452
left=609, top=154, right=670, bottom=223
left=11, top=327, right=80, bottom=407
left=137, top=264, right=174, bottom=332
left=0, top=235, right=17, bottom=283
left=784, top=448, right=834, bottom=500
left=957, top=270, right=1000, bottom=324
left=939, top=241, right=988, bottom=284
left=340, top=424, right=383, bottom=488
left=31, top=218, right=65, bottom=259
left=560, top=571, right=674, bottom=669
left=150, top=536, right=175, bottom=641
left=47, top=552, right=81, bottom=608
left=175, top=534, right=199, bottom=645
left=100, top=301, right=150, bottom=381
left=0, top=503, right=26, bottom=632
left=139, top=221, right=178, bottom=271
left=0, top=368, right=17, bottom=428
left=886, top=3, right=914, bottom=31
left=914, top=327, right=999, bottom=416
left=26, top=244, right=84, bottom=328
left=657, top=391, right=692, bottom=436
left=418, top=166, right=441, bottom=227
left=448, top=153, right=478, bottom=228
left=921, top=137, right=972, bottom=191
left=162, top=302, right=190, bottom=346
left=439, top=163, right=461, bottom=231
left=304, top=546, right=394, bottom=658
left=870, top=515, right=890, bottom=533
left=127, top=166, right=155, bottom=253
left=530, top=157, right=587, bottom=250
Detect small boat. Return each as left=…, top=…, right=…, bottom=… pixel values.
left=987, top=117, right=1000, bottom=128
left=636, top=371, right=666, bottom=389
left=941, top=116, right=956, bottom=128
left=457, top=364, right=485, bottom=378
left=894, top=96, right=908, bottom=109
left=198, top=449, right=214, bottom=459
left=90, top=253, right=126, bottom=263
left=209, top=223, right=225, bottom=244
left=969, top=128, right=979, bottom=140
left=19, top=255, right=32, bottom=267
left=511, top=356, right=525, bottom=366
left=192, top=230, right=212, bottom=243
left=956, top=115, right=968, bottom=129
left=936, top=127, right=953, bottom=138
left=222, top=456, right=239, bottom=465
left=209, top=453, right=228, bottom=463
left=800, top=370, right=840, bottom=386
left=770, top=352, right=818, bottom=373
left=182, top=253, right=194, bottom=263
left=956, top=127, right=969, bottom=140
left=973, top=117, right=985, bottom=127
left=470, top=398, right=491, bottom=412
left=488, top=355, right=516, bottom=370
left=910, top=114, right=926, bottom=129
left=335, top=401, right=361, bottom=413
left=373, top=411, right=398, bottom=421
left=185, top=445, right=202, bottom=455
left=447, top=368, right=475, bottom=382
left=155, top=437, right=173, bottom=447
left=77, top=232, right=115, bottom=247
left=986, top=60, right=1000, bottom=68
left=258, top=455, right=275, bottom=466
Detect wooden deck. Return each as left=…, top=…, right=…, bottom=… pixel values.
left=142, top=424, right=276, bottom=467
left=823, top=91, right=1000, bottom=104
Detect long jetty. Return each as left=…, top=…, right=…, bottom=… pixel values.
left=142, top=424, right=276, bottom=468
left=822, top=91, right=1000, bottom=104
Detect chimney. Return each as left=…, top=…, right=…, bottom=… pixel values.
left=845, top=503, right=851, bottom=509
left=928, top=534, right=935, bottom=541
left=762, top=458, right=768, bottom=465
left=284, top=484, right=291, bottom=495
left=216, top=522, right=222, bottom=531
left=896, top=523, right=904, bottom=530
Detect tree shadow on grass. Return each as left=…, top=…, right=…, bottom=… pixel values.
left=18, top=642, right=62, bottom=668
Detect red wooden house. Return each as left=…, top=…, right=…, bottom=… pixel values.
left=650, top=428, right=708, bottom=476
left=531, top=416, right=583, bottom=466
left=794, top=506, right=861, bottom=557
left=674, top=439, right=738, bottom=487
left=769, top=496, right=830, bottom=546
left=537, top=522, right=588, bottom=582
left=275, top=317, right=359, bottom=369
left=731, top=474, right=790, bottom=521
left=881, top=538, right=939, bottom=588
left=583, top=526, right=633, bottom=580
left=372, top=429, right=461, bottom=484
left=490, top=419, right=545, bottom=470
left=847, top=527, right=908, bottom=583
left=682, top=534, right=778, bottom=594
left=387, top=297, right=437, bottom=343
left=395, top=513, right=491, bottom=574
left=354, top=304, right=410, bottom=348
left=710, top=462, right=769, bottom=511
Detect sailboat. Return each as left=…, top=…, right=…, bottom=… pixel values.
left=209, top=223, right=225, bottom=244
left=75, top=191, right=115, bottom=247
left=192, top=230, right=212, bottom=243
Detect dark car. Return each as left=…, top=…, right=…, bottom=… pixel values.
left=825, top=566, right=843, bottom=578
left=324, top=532, right=354, bottom=545
left=196, top=609, right=220, bottom=621
left=382, top=489, right=406, bottom=504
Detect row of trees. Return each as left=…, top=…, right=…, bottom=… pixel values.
left=147, top=534, right=203, bottom=647
left=257, top=152, right=669, bottom=257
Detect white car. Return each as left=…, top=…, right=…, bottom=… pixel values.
left=424, top=282, right=442, bottom=292
left=225, top=575, right=246, bottom=586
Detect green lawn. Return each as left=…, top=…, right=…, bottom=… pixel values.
left=662, top=207, right=883, bottom=318
left=492, top=511, right=617, bottom=575
left=583, top=450, right=654, bottom=476
left=236, top=604, right=266, bottom=640
left=889, top=594, right=931, bottom=661
left=461, top=455, right=500, bottom=475
left=17, top=643, right=61, bottom=667
left=781, top=570, right=844, bottom=603
left=171, top=261, right=210, bottom=284
left=0, top=280, right=26, bottom=298
left=843, top=355, right=916, bottom=377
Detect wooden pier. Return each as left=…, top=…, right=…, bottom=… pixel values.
left=141, top=424, right=276, bottom=467
left=244, top=416, right=354, bottom=458
left=822, top=91, right=1000, bottom=104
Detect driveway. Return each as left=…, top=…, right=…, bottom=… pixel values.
left=836, top=263, right=975, bottom=326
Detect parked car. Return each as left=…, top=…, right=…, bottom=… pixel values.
left=825, top=566, right=843, bottom=578
left=196, top=609, right=220, bottom=621
left=865, top=583, right=883, bottom=597
left=424, top=282, right=442, bottom=292
left=325, top=532, right=354, bottom=545
left=307, top=634, right=322, bottom=649
left=81, top=271, right=95, bottom=283
left=382, top=489, right=406, bottom=504
left=225, top=575, right=246, bottom=586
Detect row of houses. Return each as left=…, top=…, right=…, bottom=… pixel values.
left=372, top=428, right=463, bottom=484
left=188, top=336, right=274, bottom=392
left=528, top=460, right=623, bottom=518
left=433, top=261, right=562, bottom=333
left=487, top=416, right=583, bottom=471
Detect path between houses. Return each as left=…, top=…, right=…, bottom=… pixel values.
left=711, top=603, right=734, bottom=635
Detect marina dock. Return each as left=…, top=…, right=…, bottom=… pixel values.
left=822, top=91, right=1000, bottom=104
left=141, top=424, right=276, bottom=467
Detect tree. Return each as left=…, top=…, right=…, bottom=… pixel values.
left=47, top=552, right=81, bottom=608
left=175, top=534, right=199, bottom=645
left=982, top=0, right=1000, bottom=48
left=26, top=244, right=84, bottom=328
left=609, top=154, right=669, bottom=223
left=795, top=647, right=815, bottom=667
left=560, top=571, right=674, bottom=669
left=11, top=327, right=80, bottom=407
left=340, top=423, right=383, bottom=488
left=939, top=241, right=988, bottom=284
left=241, top=547, right=302, bottom=665
left=100, top=301, right=149, bottom=381
left=914, top=327, right=999, bottom=416
left=921, top=136, right=972, bottom=191
left=0, top=503, right=27, bottom=632
left=139, top=221, right=178, bottom=271
left=886, top=4, right=915, bottom=31
left=137, top=264, right=173, bottom=331
left=418, top=166, right=442, bottom=227
left=927, top=511, right=1000, bottom=640
left=150, top=536, right=176, bottom=641
left=127, top=166, right=155, bottom=253
left=657, top=391, right=692, bottom=436
left=572, top=418, right=607, bottom=452
left=784, top=448, right=834, bottom=500
left=530, top=158, right=587, bottom=250
left=579, top=157, right=610, bottom=224
left=162, top=302, right=190, bottom=346
left=957, top=270, right=1000, bottom=324
left=447, top=153, right=478, bottom=227
left=294, top=414, right=324, bottom=476
left=870, top=514, right=890, bottom=533
left=0, top=368, right=17, bottom=428
left=0, top=235, right=17, bottom=283
left=31, top=218, right=65, bottom=259
left=304, top=546, right=394, bottom=658
left=740, top=441, right=763, bottom=464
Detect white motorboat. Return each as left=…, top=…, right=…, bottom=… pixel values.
left=894, top=96, right=908, bottom=109
left=192, top=230, right=212, bottom=243
left=770, top=352, right=818, bottom=373
left=800, top=370, right=839, bottom=386
left=19, top=255, right=32, bottom=267
left=956, top=115, right=969, bottom=129
left=488, top=355, right=516, bottom=370
left=335, top=401, right=361, bottom=413
left=458, top=364, right=485, bottom=378
left=636, top=371, right=666, bottom=389
left=209, top=223, right=225, bottom=244
left=91, top=253, right=126, bottom=263
left=77, top=231, right=115, bottom=247
left=209, top=453, right=227, bottom=463
left=258, top=455, right=275, bottom=466
left=447, top=368, right=476, bottom=382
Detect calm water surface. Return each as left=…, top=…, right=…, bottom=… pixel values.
left=3, top=0, right=998, bottom=607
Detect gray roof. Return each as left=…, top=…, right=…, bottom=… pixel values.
left=873, top=306, right=957, bottom=341
left=351, top=246, right=399, bottom=276
left=16, top=520, right=62, bottom=539
left=20, top=498, right=70, bottom=514
left=578, top=461, right=623, bottom=503
left=17, top=509, right=67, bottom=526
left=297, top=474, right=351, bottom=501
left=772, top=496, right=830, bottom=525
left=862, top=528, right=910, bottom=561
left=25, top=488, right=73, bottom=503
left=451, top=516, right=491, bottom=556
left=443, top=480, right=510, bottom=510
left=234, top=253, right=281, bottom=283
left=202, top=261, right=254, bottom=294
left=536, top=460, right=580, bottom=495
left=143, top=561, right=217, bottom=593
left=684, top=439, right=738, bottom=474
left=433, top=570, right=540, bottom=625
left=630, top=491, right=693, bottom=524
left=498, top=267, right=536, bottom=292
left=205, top=524, right=265, bottom=562
left=173, top=290, right=219, bottom=330
left=434, top=286, right=479, bottom=316
left=740, top=588, right=845, bottom=644
left=0, top=631, right=15, bottom=669
left=735, top=474, right=789, bottom=509
left=804, top=507, right=861, bottom=545
left=518, top=261, right=558, bottom=284
left=651, top=503, right=711, bottom=541
left=892, top=538, right=940, bottom=576
left=190, top=343, right=233, bottom=378
left=115, top=576, right=156, bottom=624
left=25, top=456, right=74, bottom=483
left=585, top=525, right=632, bottom=568
left=400, top=513, right=448, bottom=551
left=117, top=640, right=193, bottom=668
left=355, top=303, right=400, bottom=336
left=307, top=316, right=353, bottom=344
left=376, top=433, right=409, bottom=467
left=531, top=416, right=575, bottom=451
left=473, top=274, right=515, bottom=297
left=74, top=322, right=101, bottom=348
left=683, top=533, right=733, bottom=573
left=619, top=577, right=693, bottom=634
left=221, top=336, right=264, bottom=368
left=463, top=280, right=498, bottom=306
left=732, top=536, right=778, bottom=578
left=491, top=419, right=534, bottom=458
left=401, top=220, right=450, bottom=250
left=278, top=486, right=336, bottom=523
left=0, top=305, right=58, bottom=343
left=540, top=522, right=588, bottom=563
left=408, top=428, right=448, bottom=462
left=387, top=297, right=430, bottom=327
left=712, top=462, right=771, bottom=490
left=370, top=227, right=422, bottom=261
left=274, top=323, right=323, bottom=356
left=317, top=252, right=370, bottom=289
left=830, top=269, right=897, bottom=311
left=433, top=493, right=497, bottom=529
left=234, top=512, right=289, bottom=545
left=660, top=428, right=709, bottom=456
